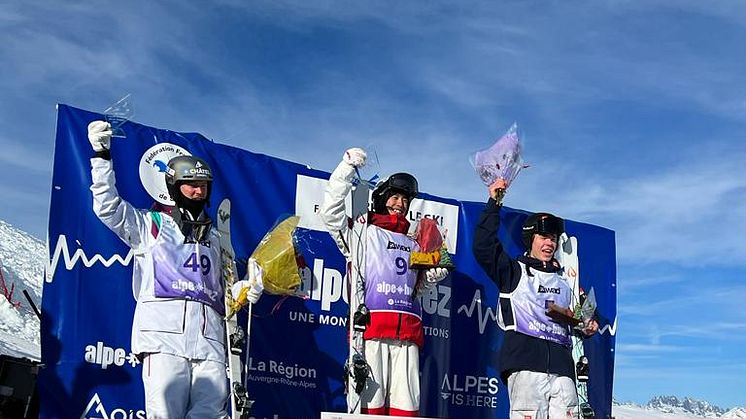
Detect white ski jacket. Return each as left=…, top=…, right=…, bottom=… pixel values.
left=90, top=157, right=225, bottom=362
left=320, top=160, right=424, bottom=347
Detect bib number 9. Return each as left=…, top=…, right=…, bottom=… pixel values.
left=395, top=257, right=408, bottom=275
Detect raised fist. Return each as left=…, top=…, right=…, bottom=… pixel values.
left=343, top=147, right=367, bottom=168
left=88, top=120, right=112, bottom=152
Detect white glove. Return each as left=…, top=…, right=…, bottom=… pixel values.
left=231, top=258, right=264, bottom=305
left=88, top=120, right=112, bottom=152
left=425, top=267, right=449, bottom=285
left=343, top=147, right=367, bottom=168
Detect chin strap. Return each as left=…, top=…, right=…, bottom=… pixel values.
left=172, top=208, right=213, bottom=244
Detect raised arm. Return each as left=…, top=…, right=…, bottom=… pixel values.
left=88, top=121, right=152, bottom=250
left=319, top=147, right=366, bottom=258
left=472, top=179, right=516, bottom=290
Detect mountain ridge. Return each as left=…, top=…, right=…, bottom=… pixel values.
left=614, top=395, right=746, bottom=419
left=0, top=219, right=44, bottom=361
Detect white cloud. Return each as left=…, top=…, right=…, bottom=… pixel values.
left=533, top=146, right=746, bottom=265
left=616, top=343, right=685, bottom=353
left=4, top=0, right=746, bottom=267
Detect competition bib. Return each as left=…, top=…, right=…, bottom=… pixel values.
left=151, top=220, right=224, bottom=315
left=504, top=263, right=572, bottom=347
left=365, top=225, right=421, bottom=318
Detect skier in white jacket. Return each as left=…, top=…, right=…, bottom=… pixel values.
left=320, top=147, right=449, bottom=416
left=88, top=121, right=261, bottom=419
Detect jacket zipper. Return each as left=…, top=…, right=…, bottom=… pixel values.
left=181, top=301, right=187, bottom=333
left=201, top=304, right=207, bottom=335
left=396, top=313, right=403, bottom=340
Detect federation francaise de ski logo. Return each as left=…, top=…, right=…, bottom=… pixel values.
left=139, top=143, right=191, bottom=205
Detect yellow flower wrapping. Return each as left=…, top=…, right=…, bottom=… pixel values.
left=250, top=215, right=303, bottom=295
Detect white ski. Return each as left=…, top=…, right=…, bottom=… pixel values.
left=218, top=198, right=253, bottom=419
left=557, top=233, right=595, bottom=419
left=346, top=181, right=371, bottom=414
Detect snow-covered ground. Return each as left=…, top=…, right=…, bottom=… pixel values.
left=722, top=408, right=746, bottom=419
left=613, top=404, right=712, bottom=419
left=0, top=219, right=44, bottom=361
left=612, top=402, right=746, bottom=419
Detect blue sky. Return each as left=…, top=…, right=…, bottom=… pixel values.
left=2, top=0, right=745, bottom=409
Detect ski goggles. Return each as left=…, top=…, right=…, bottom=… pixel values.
left=534, top=215, right=564, bottom=236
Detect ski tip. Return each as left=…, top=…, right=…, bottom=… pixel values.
left=217, top=198, right=231, bottom=230
left=218, top=198, right=231, bottom=213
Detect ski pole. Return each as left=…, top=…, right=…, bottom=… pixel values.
left=23, top=289, right=41, bottom=319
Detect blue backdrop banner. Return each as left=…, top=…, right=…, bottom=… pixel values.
left=41, top=104, right=617, bottom=419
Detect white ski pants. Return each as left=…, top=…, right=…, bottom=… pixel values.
left=142, top=352, right=228, bottom=419
left=507, top=370, right=578, bottom=419
left=360, top=338, right=420, bottom=416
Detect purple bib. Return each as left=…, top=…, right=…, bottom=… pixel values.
left=151, top=218, right=224, bottom=315
left=506, top=263, right=572, bottom=347
left=365, top=225, right=421, bottom=318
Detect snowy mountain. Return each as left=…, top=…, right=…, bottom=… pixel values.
left=613, top=397, right=746, bottom=419
left=0, top=219, right=44, bottom=361
left=647, top=395, right=726, bottom=417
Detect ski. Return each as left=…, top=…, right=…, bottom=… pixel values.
left=557, top=234, right=595, bottom=419
left=346, top=180, right=371, bottom=414
left=218, top=198, right=253, bottom=419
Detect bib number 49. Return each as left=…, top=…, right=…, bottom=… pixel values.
left=183, top=252, right=211, bottom=275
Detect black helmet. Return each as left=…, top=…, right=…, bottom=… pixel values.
left=521, top=212, right=564, bottom=249
left=371, top=172, right=418, bottom=214
left=165, top=155, right=213, bottom=207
